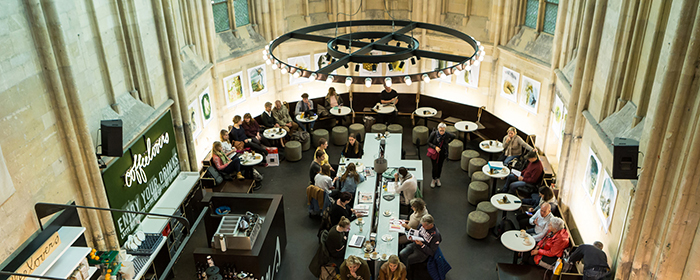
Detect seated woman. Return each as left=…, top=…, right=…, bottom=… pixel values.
left=399, top=198, right=428, bottom=244
left=242, top=113, right=272, bottom=147
left=314, top=164, right=335, bottom=192
left=219, top=129, right=238, bottom=155
left=230, top=115, right=268, bottom=159
left=329, top=191, right=358, bottom=226
left=339, top=255, right=371, bottom=280
left=393, top=167, right=417, bottom=206
left=341, top=134, right=364, bottom=159
left=339, top=163, right=365, bottom=194
left=211, top=141, right=244, bottom=180
left=326, top=216, right=351, bottom=266
left=523, top=217, right=570, bottom=269
left=324, top=87, right=345, bottom=124
left=501, top=126, right=535, bottom=166
left=379, top=255, right=407, bottom=280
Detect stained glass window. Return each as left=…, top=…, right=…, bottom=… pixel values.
left=234, top=0, right=250, bottom=27
left=543, top=1, right=559, bottom=34
left=212, top=0, right=230, bottom=33
left=524, top=0, right=539, bottom=29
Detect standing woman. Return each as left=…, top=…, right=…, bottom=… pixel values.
left=242, top=113, right=272, bottom=147
left=316, top=138, right=338, bottom=176
left=341, top=134, right=364, bottom=159
left=502, top=127, right=534, bottom=166
left=427, top=123, right=455, bottom=188
left=211, top=141, right=245, bottom=180
left=230, top=115, right=269, bottom=159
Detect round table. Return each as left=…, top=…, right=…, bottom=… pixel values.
left=296, top=114, right=318, bottom=131
left=454, top=121, right=478, bottom=148
left=240, top=153, right=264, bottom=166
left=501, top=230, right=536, bottom=264
left=330, top=106, right=352, bottom=116
left=482, top=164, right=510, bottom=195
left=414, top=107, right=437, bottom=126
left=480, top=140, right=504, bottom=161
left=263, top=128, right=287, bottom=140
left=373, top=103, right=396, bottom=114
left=490, top=193, right=522, bottom=237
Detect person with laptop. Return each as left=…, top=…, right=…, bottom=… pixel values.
left=295, top=93, right=316, bottom=131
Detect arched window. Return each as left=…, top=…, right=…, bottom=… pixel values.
left=212, top=0, right=251, bottom=33
left=524, top=0, right=559, bottom=35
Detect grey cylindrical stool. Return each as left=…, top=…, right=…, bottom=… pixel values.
left=477, top=201, right=498, bottom=228
left=349, top=123, right=366, bottom=142
left=332, top=126, right=349, bottom=146
left=387, top=124, right=403, bottom=134
left=468, top=157, right=487, bottom=178
left=468, top=181, right=489, bottom=205
left=285, top=141, right=302, bottom=162
left=471, top=171, right=491, bottom=184
left=466, top=210, right=490, bottom=239
left=446, top=126, right=459, bottom=139
left=461, top=150, right=480, bottom=171
left=412, top=126, right=429, bottom=146
left=301, top=135, right=311, bottom=151
left=312, top=129, right=329, bottom=147
left=371, top=123, right=387, bottom=133
left=448, top=140, right=463, bottom=160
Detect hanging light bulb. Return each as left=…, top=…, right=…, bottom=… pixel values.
left=326, top=75, right=334, bottom=84
left=262, top=49, right=268, bottom=56
left=280, top=65, right=288, bottom=74
left=293, top=70, right=301, bottom=78
left=478, top=55, right=485, bottom=62
left=309, top=73, right=318, bottom=80
left=385, top=77, right=392, bottom=87
left=262, top=54, right=268, bottom=61
left=272, top=62, right=279, bottom=70
left=439, top=71, right=446, bottom=79
left=265, top=44, right=270, bottom=50
left=477, top=41, right=481, bottom=47
left=422, top=74, right=430, bottom=83
left=466, top=64, right=472, bottom=71
left=404, top=76, right=412, bottom=86
left=345, top=77, right=352, bottom=87
left=365, top=77, right=372, bottom=87
left=265, top=59, right=272, bottom=65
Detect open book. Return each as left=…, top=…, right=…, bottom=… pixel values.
left=405, top=229, right=425, bottom=242
left=511, top=169, right=522, bottom=177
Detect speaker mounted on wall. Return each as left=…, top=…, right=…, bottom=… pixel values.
left=100, top=119, right=123, bottom=157
left=613, top=137, right=639, bottom=180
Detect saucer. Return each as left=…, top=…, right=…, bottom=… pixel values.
left=381, top=234, right=393, bottom=242
left=383, top=211, right=392, bottom=217
left=380, top=254, right=390, bottom=261
left=370, top=254, right=380, bottom=260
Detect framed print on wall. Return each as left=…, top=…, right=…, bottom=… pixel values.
left=188, top=100, right=202, bottom=137
left=359, top=50, right=384, bottom=77
left=199, top=88, right=213, bottom=128
left=223, top=72, right=246, bottom=107
left=456, top=61, right=481, bottom=88
left=582, top=148, right=602, bottom=203
left=313, top=53, right=338, bottom=75
left=520, top=76, right=541, bottom=114
left=288, top=55, right=311, bottom=85
left=500, top=66, right=519, bottom=103
left=597, top=170, right=618, bottom=233
left=247, top=64, right=268, bottom=97
left=552, top=93, right=564, bottom=139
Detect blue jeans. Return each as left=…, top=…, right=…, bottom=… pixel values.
left=296, top=120, right=315, bottom=131
left=504, top=155, right=518, bottom=167
left=501, top=174, right=526, bottom=194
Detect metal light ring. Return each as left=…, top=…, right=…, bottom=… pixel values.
left=327, top=32, right=420, bottom=63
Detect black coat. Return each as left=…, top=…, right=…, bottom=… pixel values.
left=428, top=130, right=455, bottom=155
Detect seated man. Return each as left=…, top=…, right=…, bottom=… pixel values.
left=569, top=241, right=611, bottom=280
left=522, top=202, right=553, bottom=241
left=523, top=217, right=569, bottom=269
left=260, top=102, right=278, bottom=129
left=295, top=93, right=316, bottom=131
left=379, top=85, right=398, bottom=124
left=399, top=214, right=441, bottom=269
left=272, top=100, right=299, bottom=132
left=500, top=151, right=543, bottom=194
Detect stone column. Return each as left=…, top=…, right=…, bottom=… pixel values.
left=619, top=0, right=652, bottom=112
left=542, top=0, right=567, bottom=151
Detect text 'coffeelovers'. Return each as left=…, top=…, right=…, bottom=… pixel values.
left=123, top=132, right=170, bottom=187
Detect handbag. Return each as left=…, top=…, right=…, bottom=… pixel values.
left=426, top=137, right=445, bottom=160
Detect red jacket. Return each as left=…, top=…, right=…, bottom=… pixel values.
left=534, top=228, right=570, bottom=264
left=522, top=159, right=544, bottom=184
left=241, top=120, right=261, bottom=138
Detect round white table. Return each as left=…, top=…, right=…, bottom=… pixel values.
left=240, top=153, right=264, bottom=166
left=330, top=106, right=352, bottom=116
left=480, top=140, right=504, bottom=161
left=490, top=193, right=522, bottom=237
left=414, top=107, right=437, bottom=126
left=263, top=128, right=287, bottom=140
left=373, top=103, right=396, bottom=114
left=482, top=164, right=510, bottom=195
left=501, top=230, right=536, bottom=264
left=296, top=114, right=318, bottom=131
left=454, top=121, right=478, bottom=148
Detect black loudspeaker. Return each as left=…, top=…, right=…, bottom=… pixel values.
left=101, top=119, right=123, bottom=157
left=613, top=137, right=639, bottom=179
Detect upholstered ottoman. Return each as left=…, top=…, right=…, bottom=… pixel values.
left=285, top=141, right=302, bottom=162
left=412, top=126, right=429, bottom=146
left=467, top=210, right=490, bottom=239
left=468, top=181, right=489, bottom=205
left=387, top=124, right=403, bottom=134
left=349, top=123, right=366, bottom=142
left=446, top=126, right=459, bottom=139
left=471, top=171, right=491, bottom=185
left=332, top=126, right=349, bottom=146
left=301, top=135, right=311, bottom=151
left=477, top=201, right=498, bottom=228
left=468, top=157, right=487, bottom=178
left=461, top=150, right=480, bottom=171
left=312, top=129, right=329, bottom=147
left=371, top=123, right=387, bottom=133
left=448, top=140, right=463, bottom=160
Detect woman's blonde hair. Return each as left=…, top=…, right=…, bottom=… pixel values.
left=338, top=216, right=350, bottom=227
left=212, top=141, right=228, bottom=164
left=388, top=255, right=400, bottom=264
left=410, top=198, right=426, bottom=212
left=320, top=164, right=332, bottom=177
left=507, top=127, right=517, bottom=133
left=220, top=129, right=229, bottom=143
left=233, top=115, right=242, bottom=123
left=327, top=87, right=337, bottom=98
left=345, top=255, right=362, bottom=267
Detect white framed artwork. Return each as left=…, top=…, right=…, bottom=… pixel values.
left=500, top=66, right=519, bottom=103
left=519, top=76, right=541, bottom=114
left=223, top=72, right=246, bottom=107
left=313, top=53, right=338, bottom=75
left=198, top=87, right=213, bottom=128
left=247, top=64, right=268, bottom=97
left=582, top=148, right=602, bottom=203
left=288, top=55, right=311, bottom=85
left=359, top=50, right=383, bottom=77
left=551, top=93, right=564, bottom=139
left=456, top=61, right=481, bottom=88
left=596, top=170, right=618, bottom=233
left=188, top=100, right=202, bottom=137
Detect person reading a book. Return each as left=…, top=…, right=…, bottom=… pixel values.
left=339, top=255, right=371, bottom=280
left=399, top=214, right=441, bottom=269
left=326, top=216, right=351, bottom=267
left=499, top=151, right=543, bottom=194
left=393, top=167, right=417, bottom=206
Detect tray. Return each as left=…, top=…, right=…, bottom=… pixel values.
left=126, top=233, right=164, bottom=255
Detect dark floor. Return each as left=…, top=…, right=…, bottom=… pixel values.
left=174, top=117, right=515, bottom=280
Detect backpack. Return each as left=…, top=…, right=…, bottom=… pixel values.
left=206, top=166, right=224, bottom=185
left=291, top=130, right=310, bottom=143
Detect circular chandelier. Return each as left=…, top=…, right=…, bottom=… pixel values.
left=262, top=20, right=485, bottom=86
